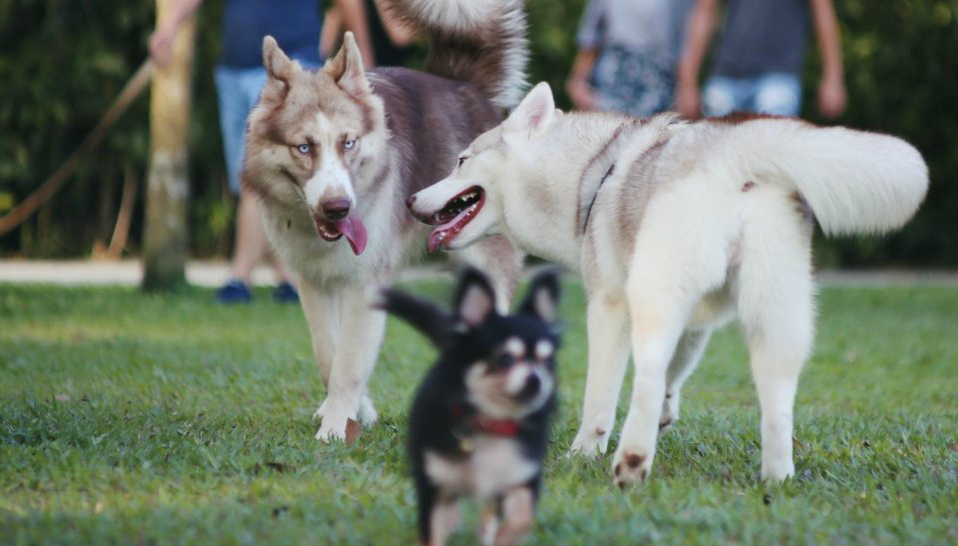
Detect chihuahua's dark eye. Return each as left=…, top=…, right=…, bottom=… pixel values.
left=296, top=143, right=311, bottom=154
left=498, top=353, right=514, bottom=367
left=457, top=156, right=466, bottom=167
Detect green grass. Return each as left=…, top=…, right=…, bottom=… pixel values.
left=1, top=280, right=957, bottom=545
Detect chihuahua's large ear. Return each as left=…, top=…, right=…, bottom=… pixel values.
left=373, top=289, right=451, bottom=347
left=503, top=82, right=556, bottom=137
left=453, top=267, right=497, bottom=327
left=326, top=31, right=370, bottom=97
left=517, top=268, right=561, bottom=323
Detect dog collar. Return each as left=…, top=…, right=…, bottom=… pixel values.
left=450, top=403, right=522, bottom=450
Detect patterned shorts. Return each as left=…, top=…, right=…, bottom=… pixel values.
left=592, top=45, right=675, bottom=118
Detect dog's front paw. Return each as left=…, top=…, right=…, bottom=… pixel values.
left=313, top=399, right=361, bottom=444
left=612, top=449, right=653, bottom=490
left=357, top=395, right=378, bottom=426
left=761, top=459, right=795, bottom=483
left=569, top=425, right=610, bottom=458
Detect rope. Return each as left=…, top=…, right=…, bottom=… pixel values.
left=0, top=59, right=154, bottom=238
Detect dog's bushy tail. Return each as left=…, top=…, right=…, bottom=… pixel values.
left=381, top=0, right=528, bottom=108
left=733, top=119, right=928, bottom=236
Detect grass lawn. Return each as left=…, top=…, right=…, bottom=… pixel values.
left=1, top=279, right=957, bottom=545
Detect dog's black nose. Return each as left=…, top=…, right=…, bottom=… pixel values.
left=517, top=373, right=541, bottom=400
left=405, top=194, right=417, bottom=210
left=321, top=198, right=351, bottom=220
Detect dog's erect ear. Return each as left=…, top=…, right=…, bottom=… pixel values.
left=517, top=268, right=561, bottom=323
left=326, top=32, right=370, bottom=97
left=261, top=36, right=298, bottom=107
left=453, top=267, right=497, bottom=327
left=263, top=36, right=296, bottom=82
left=373, top=289, right=451, bottom=347
left=504, top=82, right=556, bottom=137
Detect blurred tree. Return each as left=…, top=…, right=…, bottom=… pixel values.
left=142, top=0, right=194, bottom=291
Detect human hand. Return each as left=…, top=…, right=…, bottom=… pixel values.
left=676, top=82, right=701, bottom=119
left=566, top=77, right=597, bottom=111
left=149, top=25, right=177, bottom=67
left=818, top=74, right=846, bottom=119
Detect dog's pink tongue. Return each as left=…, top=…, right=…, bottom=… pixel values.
left=427, top=229, right=445, bottom=253
left=335, top=215, right=367, bottom=255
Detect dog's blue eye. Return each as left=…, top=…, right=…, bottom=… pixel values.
left=297, top=144, right=311, bottom=154
left=344, top=138, right=357, bottom=150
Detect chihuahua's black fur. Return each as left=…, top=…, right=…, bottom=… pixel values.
left=379, top=267, right=561, bottom=546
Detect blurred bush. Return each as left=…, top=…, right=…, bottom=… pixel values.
left=0, top=0, right=955, bottom=266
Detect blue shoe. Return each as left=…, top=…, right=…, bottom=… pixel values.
left=273, top=281, right=299, bottom=303
left=216, top=279, right=252, bottom=304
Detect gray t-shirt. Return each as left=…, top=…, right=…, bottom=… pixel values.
left=712, top=0, right=811, bottom=77
left=577, top=0, right=694, bottom=64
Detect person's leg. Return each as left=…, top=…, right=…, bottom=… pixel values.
left=213, top=66, right=255, bottom=302
left=751, top=73, right=803, bottom=117
left=227, top=68, right=273, bottom=285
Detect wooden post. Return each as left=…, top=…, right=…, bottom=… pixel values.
left=142, top=0, right=194, bottom=291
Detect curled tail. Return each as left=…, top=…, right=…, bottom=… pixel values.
left=381, top=0, right=528, bottom=107
left=733, top=119, right=929, bottom=236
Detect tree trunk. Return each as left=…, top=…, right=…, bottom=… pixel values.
left=142, top=0, right=194, bottom=291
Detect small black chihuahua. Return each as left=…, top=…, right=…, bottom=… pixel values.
left=378, top=267, right=561, bottom=546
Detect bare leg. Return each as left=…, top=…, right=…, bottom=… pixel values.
left=231, top=193, right=284, bottom=284
left=569, top=290, right=631, bottom=457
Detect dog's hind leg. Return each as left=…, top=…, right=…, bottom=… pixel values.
left=612, top=191, right=731, bottom=487
left=314, top=283, right=385, bottom=442
left=454, top=235, right=523, bottom=312
left=659, top=328, right=712, bottom=433
left=735, top=199, right=814, bottom=481
left=569, top=290, right=631, bottom=457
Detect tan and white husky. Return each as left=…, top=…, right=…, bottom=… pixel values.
left=407, top=82, right=929, bottom=486
left=242, top=0, right=527, bottom=443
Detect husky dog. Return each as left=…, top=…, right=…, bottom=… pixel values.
left=406, top=82, right=929, bottom=486
left=378, top=268, right=560, bottom=546
left=241, top=0, right=527, bottom=442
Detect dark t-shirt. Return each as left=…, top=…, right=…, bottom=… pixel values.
left=712, top=0, right=811, bottom=77
left=220, top=0, right=323, bottom=68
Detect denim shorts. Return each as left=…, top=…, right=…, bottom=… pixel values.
left=214, top=60, right=320, bottom=195
left=702, top=73, right=802, bottom=117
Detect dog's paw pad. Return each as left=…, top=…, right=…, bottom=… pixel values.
left=612, top=450, right=652, bottom=489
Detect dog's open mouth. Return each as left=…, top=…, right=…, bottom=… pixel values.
left=313, top=215, right=368, bottom=256
left=424, top=186, right=484, bottom=252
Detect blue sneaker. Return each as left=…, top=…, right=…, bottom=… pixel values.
left=273, top=281, right=299, bottom=303
left=216, top=279, right=252, bottom=304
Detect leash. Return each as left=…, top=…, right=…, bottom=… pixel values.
left=0, top=60, right=154, bottom=238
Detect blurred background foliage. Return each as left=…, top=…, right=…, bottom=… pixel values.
left=0, top=0, right=955, bottom=266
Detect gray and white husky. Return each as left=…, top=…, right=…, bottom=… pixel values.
left=408, top=82, right=929, bottom=486
left=242, top=0, right=527, bottom=443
